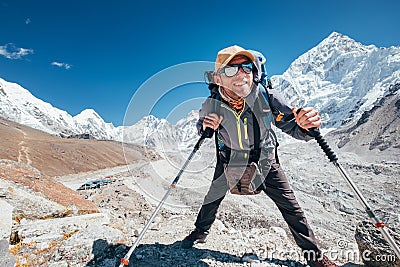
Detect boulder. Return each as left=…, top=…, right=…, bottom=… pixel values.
left=0, top=199, right=13, bottom=239
left=13, top=213, right=115, bottom=266
left=355, top=220, right=400, bottom=267
left=17, top=212, right=110, bottom=243
left=0, top=178, right=68, bottom=220
left=49, top=224, right=124, bottom=265
left=0, top=239, right=16, bottom=267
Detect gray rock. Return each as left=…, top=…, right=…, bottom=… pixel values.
left=0, top=199, right=13, bottom=239
left=0, top=239, right=9, bottom=256
left=47, top=261, right=68, bottom=267
left=355, top=220, right=400, bottom=267
left=49, top=224, right=124, bottom=265
left=0, top=178, right=66, bottom=220
left=0, top=239, right=16, bottom=267
left=0, top=254, right=16, bottom=267
left=17, top=212, right=110, bottom=243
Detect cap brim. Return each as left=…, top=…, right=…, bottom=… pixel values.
left=215, top=51, right=255, bottom=72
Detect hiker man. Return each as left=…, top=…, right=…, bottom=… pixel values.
left=181, top=45, right=339, bottom=267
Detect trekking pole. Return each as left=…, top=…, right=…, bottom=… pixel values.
left=308, top=127, right=400, bottom=259
left=119, top=128, right=214, bottom=266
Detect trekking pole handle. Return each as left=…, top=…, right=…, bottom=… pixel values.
left=201, top=127, right=214, bottom=139
left=308, top=128, right=338, bottom=162
left=294, top=108, right=338, bottom=162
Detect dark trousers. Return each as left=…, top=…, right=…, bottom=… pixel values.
left=194, top=159, right=320, bottom=252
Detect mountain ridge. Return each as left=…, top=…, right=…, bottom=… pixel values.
left=271, top=31, right=400, bottom=127
left=1, top=32, right=399, bottom=146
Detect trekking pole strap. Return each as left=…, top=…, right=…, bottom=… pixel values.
left=201, top=127, right=214, bottom=140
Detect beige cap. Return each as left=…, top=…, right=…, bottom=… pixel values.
left=215, top=45, right=255, bottom=72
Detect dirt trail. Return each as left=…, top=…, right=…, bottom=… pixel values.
left=15, top=128, right=32, bottom=165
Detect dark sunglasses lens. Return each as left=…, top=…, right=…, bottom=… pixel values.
left=224, top=66, right=239, bottom=77
left=222, top=63, right=253, bottom=77
left=242, top=63, right=252, bottom=74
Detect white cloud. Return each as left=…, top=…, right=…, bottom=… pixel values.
left=51, top=61, right=72, bottom=70
left=0, top=43, right=34, bottom=59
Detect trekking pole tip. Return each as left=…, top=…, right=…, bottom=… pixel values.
left=120, top=257, right=129, bottom=266
left=375, top=221, right=386, bottom=228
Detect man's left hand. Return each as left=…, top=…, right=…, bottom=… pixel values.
left=293, top=107, right=322, bottom=130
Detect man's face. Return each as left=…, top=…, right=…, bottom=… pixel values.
left=215, top=55, right=254, bottom=99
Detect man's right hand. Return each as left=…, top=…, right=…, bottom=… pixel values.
left=202, top=113, right=223, bottom=131
left=292, top=107, right=321, bottom=130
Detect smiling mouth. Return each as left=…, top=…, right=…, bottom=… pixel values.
left=233, top=82, right=247, bottom=86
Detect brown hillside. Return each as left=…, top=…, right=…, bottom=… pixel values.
left=0, top=160, right=99, bottom=216
left=0, top=117, right=158, bottom=177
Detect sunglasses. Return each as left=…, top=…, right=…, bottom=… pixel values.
left=219, top=62, right=253, bottom=77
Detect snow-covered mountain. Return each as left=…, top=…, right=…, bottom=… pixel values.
left=175, top=110, right=201, bottom=145
left=1, top=32, right=399, bottom=148
left=122, top=111, right=200, bottom=152
left=123, top=115, right=180, bottom=149
left=0, top=78, right=122, bottom=140
left=272, top=32, right=400, bottom=127
left=72, top=109, right=120, bottom=140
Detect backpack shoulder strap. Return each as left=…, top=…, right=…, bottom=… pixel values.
left=251, top=50, right=288, bottom=122
left=251, top=109, right=261, bottom=162
left=255, top=84, right=281, bottom=163
left=258, top=82, right=285, bottom=121
left=207, top=83, right=223, bottom=163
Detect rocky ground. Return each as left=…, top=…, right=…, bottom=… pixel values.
left=1, top=119, right=399, bottom=266
left=2, top=138, right=399, bottom=266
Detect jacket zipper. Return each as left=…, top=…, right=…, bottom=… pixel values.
left=221, top=102, right=245, bottom=149
left=244, top=117, right=248, bottom=140
left=236, top=118, right=243, bottom=149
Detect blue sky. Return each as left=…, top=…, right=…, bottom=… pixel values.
left=1, top=0, right=399, bottom=125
